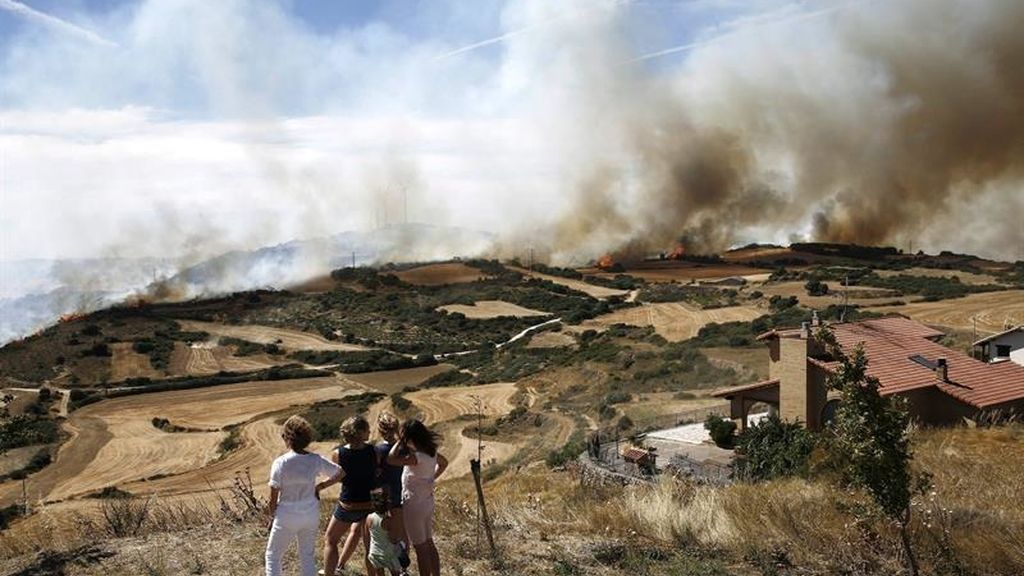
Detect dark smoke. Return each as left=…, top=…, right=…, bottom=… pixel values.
left=530, top=0, right=1024, bottom=261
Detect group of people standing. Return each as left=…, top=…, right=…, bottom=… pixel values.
left=265, top=412, right=447, bottom=576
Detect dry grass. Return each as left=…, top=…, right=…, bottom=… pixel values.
left=576, top=302, right=763, bottom=342
left=391, top=262, right=488, bottom=286
left=437, top=300, right=548, bottom=319
left=867, top=290, right=1024, bottom=335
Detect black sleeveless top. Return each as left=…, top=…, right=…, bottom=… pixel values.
left=337, top=444, right=377, bottom=503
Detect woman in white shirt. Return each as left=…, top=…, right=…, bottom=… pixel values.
left=265, top=416, right=343, bottom=576
left=387, top=419, right=448, bottom=576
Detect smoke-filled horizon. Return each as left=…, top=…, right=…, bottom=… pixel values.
left=2, top=0, right=1023, bottom=281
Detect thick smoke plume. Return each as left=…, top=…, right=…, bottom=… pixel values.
left=520, top=0, right=1024, bottom=261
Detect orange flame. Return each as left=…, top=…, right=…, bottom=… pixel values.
left=669, top=243, right=686, bottom=260
left=597, top=254, right=616, bottom=270
left=59, top=312, right=87, bottom=324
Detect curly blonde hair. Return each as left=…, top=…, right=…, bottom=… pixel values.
left=339, top=415, right=369, bottom=444
left=282, top=415, right=313, bottom=451
left=377, top=411, right=400, bottom=438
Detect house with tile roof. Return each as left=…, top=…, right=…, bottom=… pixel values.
left=972, top=326, right=1024, bottom=367
left=713, top=315, right=1024, bottom=430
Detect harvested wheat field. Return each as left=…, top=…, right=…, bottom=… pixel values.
left=0, top=376, right=355, bottom=507
left=875, top=267, right=1004, bottom=286
left=509, top=266, right=628, bottom=299
left=392, top=262, right=488, bottom=286
left=339, top=363, right=454, bottom=394
left=109, top=343, right=165, bottom=381
left=758, top=280, right=906, bottom=308
left=867, top=290, right=1024, bottom=334
left=577, top=302, right=763, bottom=342
left=366, top=382, right=521, bottom=478
left=437, top=300, right=548, bottom=319
left=178, top=320, right=370, bottom=352
left=525, top=330, right=576, bottom=349
left=167, top=342, right=285, bottom=376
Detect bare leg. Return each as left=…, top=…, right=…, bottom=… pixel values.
left=413, top=543, right=432, bottom=576
left=362, top=521, right=375, bottom=575
left=323, top=517, right=350, bottom=576
left=426, top=539, right=440, bottom=576
left=338, top=518, right=364, bottom=568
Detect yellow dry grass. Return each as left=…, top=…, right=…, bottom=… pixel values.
left=576, top=302, right=763, bottom=341
left=108, top=343, right=164, bottom=382
left=509, top=266, right=628, bottom=299
left=0, top=376, right=355, bottom=506
left=339, top=363, right=455, bottom=394
left=867, top=289, right=1024, bottom=334
left=391, top=262, right=487, bottom=286
left=436, top=300, right=547, bottom=319
left=167, top=342, right=284, bottom=376
left=178, top=320, right=371, bottom=351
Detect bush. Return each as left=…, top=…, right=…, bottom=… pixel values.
left=805, top=279, right=829, bottom=296
left=734, top=413, right=817, bottom=481
left=704, top=414, right=737, bottom=448
left=546, top=431, right=587, bottom=468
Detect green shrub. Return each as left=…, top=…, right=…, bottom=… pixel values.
left=805, top=279, right=829, bottom=296
left=704, top=414, right=737, bottom=448
left=734, top=413, right=817, bottom=481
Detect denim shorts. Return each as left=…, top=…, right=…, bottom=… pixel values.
left=332, top=503, right=371, bottom=523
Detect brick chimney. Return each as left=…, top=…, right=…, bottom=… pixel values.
left=935, top=358, right=948, bottom=381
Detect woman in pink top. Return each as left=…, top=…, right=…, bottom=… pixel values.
left=387, top=419, right=447, bottom=576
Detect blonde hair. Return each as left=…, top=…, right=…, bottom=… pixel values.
left=339, top=415, right=369, bottom=444
left=282, top=415, right=313, bottom=451
left=377, top=411, right=400, bottom=437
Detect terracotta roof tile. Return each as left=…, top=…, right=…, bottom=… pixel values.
left=814, top=317, right=1024, bottom=408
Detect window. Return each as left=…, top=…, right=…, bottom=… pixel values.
left=821, top=399, right=840, bottom=426
left=995, top=344, right=1012, bottom=358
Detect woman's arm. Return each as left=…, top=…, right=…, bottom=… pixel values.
left=266, top=487, right=280, bottom=530
left=387, top=441, right=417, bottom=467
left=317, top=470, right=344, bottom=494
left=434, top=452, right=449, bottom=480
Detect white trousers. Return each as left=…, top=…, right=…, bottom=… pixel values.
left=265, top=507, right=320, bottom=576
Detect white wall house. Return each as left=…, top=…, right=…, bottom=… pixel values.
left=973, top=327, right=1024, bottom=367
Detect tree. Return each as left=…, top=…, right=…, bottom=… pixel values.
left=805, top=279, right=829, bottom=296
left=704, top=414, right=737, bottom=448
left=818, top=328, right=928, bottom=576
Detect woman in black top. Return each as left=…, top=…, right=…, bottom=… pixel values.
left=322, top=416, right=377, bottom=576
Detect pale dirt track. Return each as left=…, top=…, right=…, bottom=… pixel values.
left=0, top=376, right=355, bottom=506
left=392, top=262, right=487, bottom=286
left=867, top=290, right=1024, bottom=335
left=576, top=302, right=763, bottom=341
left=509, top=266, right=628, bottom=299
left=179, top=321, right=371, bottom=352
left=437, top=300, right=547, bottom=319
left=109, top=343, right=165, bottom=382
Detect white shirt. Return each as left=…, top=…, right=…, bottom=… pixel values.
left=268, top=451, right=341, bottom=513
left=401, top=451, right=437, bottom=503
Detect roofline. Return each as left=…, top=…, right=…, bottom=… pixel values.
left=712, top=379, right=780, bottom=398
left=972, top=325, right=1022, bottom=346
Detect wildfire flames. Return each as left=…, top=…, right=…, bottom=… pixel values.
left=597, top=254, right=616, bottom=270
left=59, top=312, right=87, bottom=324
left=669, top=243, right=686, bottom=260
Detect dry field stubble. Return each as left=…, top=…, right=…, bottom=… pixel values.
left=583, top=261, right=767, bottom=283
left=509, top=266, right=628, bottom=299
left=108, top=343, right=164, bottom=382
left=338, top=363, right=454, bottom=394
left=177, top=320, right=370, bottom=351
left=391, top=262, right=488, bottom=286
left=167, top=342, right=285, bottom=376
left=576, top=302, right=763, bottom=342
left=867, top=289, right=1024, bottom=334
left=758, top=280, right=905, bottom=308
left=0, top=376, right=356, bottom=508
left=436, top=300, right=547, bottom=319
